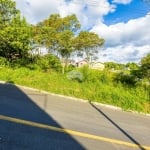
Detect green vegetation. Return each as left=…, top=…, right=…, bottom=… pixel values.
left=74, top=31, right=104, bottom=63
left=0, top=0, right=31, bottom=62
left=0, top=0, right=150, bottom=114
left=0, top=62, right=149, bottom=113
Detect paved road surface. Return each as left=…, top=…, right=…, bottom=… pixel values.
left=0, top=82, right=150, bottom=150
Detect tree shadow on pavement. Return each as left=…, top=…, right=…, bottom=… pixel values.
left=89, top=102, right=146, bottom=150
left=0, top=83, right=85, bottom=150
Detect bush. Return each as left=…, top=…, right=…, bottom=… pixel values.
left=10, top=57, right=32, bottom=68
left=114, top=72, right=137, bottom=86
left=36, top=54, right=62, bottom=72
left=79, top=65, right=90, bottom=81
left=99, top=71, right=112, bottom=84
left=67, top=70, right=84, bottom=82
left=65, top=64, right=75, bottom=72
left=0, top=57, right=9, bottom=66
left=79, top=67, right=112, bottom=83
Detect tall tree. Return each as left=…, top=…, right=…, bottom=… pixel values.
left=33, top=14, right=81, bottom=73
left=0, top=0, right=18, bottom=28
left=0, top=0, right=31, bottom=61
left=74, top=31, right=104, bottom=63
left=57, top=30, right=74, bottom=74
left=33, top=14, right=80, bottom=51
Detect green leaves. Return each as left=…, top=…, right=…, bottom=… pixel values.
left=74, top=31, right=104, bottom=49
left=32, top=13, right=82, bottom=73
left=0, top=0, right=17, bottom=28
left=0, top=0, right=31, bottom=61
left=140, top=53, right=150, bottom=81
left=74, top=31, right=105, bottom=63
left=58, top=30, right=74, bottom=56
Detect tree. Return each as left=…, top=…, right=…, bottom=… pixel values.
left=57, top=30, right=74, bottom=74
left=132, top=53, right=150, bottom=83
left=131, top=53, right=150, bottom=100
left=33, top=14, right=80, bottom=53
left=0, top=0, right=18, bottom=29
left=62, top=14, right=81, bottom=32
left=74, top=31, right=104, bottom=63
left=36, top=54, right=62, bottom=72
left=140, top=53, right=150, bottom=83
left=0, top=0, right=31, bottom=62
left=42, top=14, right=81, bottom=33
left=126, top=62, right=138, bottom=70
left=33, top=14, right=81, bottom=73
left=105, top=62, right=119, bottom=70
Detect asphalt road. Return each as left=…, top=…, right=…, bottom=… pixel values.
left=0, top=82, right=150, bottom=150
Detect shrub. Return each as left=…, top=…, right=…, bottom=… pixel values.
left=78, top=66, right=112, bottom=84
left=65, top=64, right=75, bottom=72
left=99, top=71, right=112, bottom=84
left=0, top=57, right=9, bottom=66
left=37, top=54, right=62, bottom=72
left=67, top=70, right=84, bottom=82
left=79, top=65, right=90, bottom=81
left=114, top=72, right=137, bottom=86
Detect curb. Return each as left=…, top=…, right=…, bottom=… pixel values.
left=0, top=80, right=150, bottom=117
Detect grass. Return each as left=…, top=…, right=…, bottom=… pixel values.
left=0, top=66, right=149, bottom=113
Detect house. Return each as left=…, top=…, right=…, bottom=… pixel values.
left=75, top=60, right=105, bottom=70
left=76, top=59, right=88, bottom=67
left=90, top=62, right=105, bottom=70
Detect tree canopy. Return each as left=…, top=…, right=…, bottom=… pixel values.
left=74, top=31, right=104, bottom=63
left=0, top=0, right=31, bottom=61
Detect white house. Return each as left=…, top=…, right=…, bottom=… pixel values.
left=76, top=59, right=88, bottom=67
left=75, top=59, right=105, bottom=70
left=90, top=62, right=105, bottom=70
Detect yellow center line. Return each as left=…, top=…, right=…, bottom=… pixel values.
left=0, top=115, right=150, bottom=150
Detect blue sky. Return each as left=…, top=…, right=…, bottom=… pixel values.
left=104, top=0, right=150, bottom=25
left=15, top=0, right=150, bottom=63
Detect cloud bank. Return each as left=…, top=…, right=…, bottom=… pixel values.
left=91, top=14, right=150, bottom=63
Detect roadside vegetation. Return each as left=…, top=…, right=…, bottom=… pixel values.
left=0, top=0, right=150, bottom=113
left=0, top=55, right=149, bottom=113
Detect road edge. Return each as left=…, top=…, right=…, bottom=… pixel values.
left=0, top=80, right=150, bottom=117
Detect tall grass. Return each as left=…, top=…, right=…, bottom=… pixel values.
left=0, top=67, right=149, bottom=113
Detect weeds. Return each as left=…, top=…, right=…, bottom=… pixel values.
left=0, top=67, right=149, bottom=113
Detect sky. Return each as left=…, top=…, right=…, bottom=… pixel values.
left=14, top=0, right=150, bottom=63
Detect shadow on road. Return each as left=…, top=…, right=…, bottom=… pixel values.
left=89, top=102, right=146, bottom=150
left=0, top=83, right=85, bottom=150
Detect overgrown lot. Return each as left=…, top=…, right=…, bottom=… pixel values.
left=0, top=66, right=149, bottom=114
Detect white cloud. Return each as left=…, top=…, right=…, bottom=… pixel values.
left=15, top=0, right=63, bottom=24
left=92, top=14, right=150, bottom=47
left=15, top=0, right=115, bottom=28
left=99, top=44, right=150, bottom=63
left=91, top=14, right=150, bottom=63
left=112, top=0, right=132, bottom=5
left=58, top=0, right=115, bottom=29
